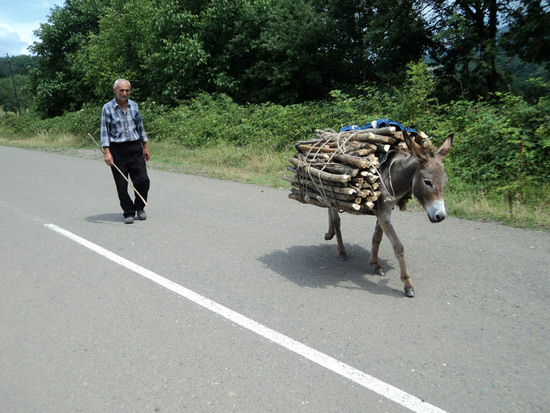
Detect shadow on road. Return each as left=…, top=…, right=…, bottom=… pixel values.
left=85, top=213, right=124, bottom=223
left=258, top=243, right=403, bottom=298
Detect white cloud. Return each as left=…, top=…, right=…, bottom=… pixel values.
left=0, top=20, right=42, bottom=55
left=0, top=0, right=63, bottom=56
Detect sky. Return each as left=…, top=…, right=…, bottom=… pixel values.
left=0, top=0, right=65, bottom=56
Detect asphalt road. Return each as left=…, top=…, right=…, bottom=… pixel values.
left=1, top=145, right=549, bottom=413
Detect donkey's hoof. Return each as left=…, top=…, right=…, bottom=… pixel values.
left=375, top=269, right=385, bottom=276
left=404, top=287, right=415, bottom=298
left=338, top=253, right=348, bottom=261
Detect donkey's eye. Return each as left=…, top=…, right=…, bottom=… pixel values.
left=424, top=179, right=433, bottom=189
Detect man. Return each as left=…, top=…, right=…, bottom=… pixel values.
left=100, top=78, right=150, bottom=224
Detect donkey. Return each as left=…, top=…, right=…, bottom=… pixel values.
left=324, top=131, right=454, bottom=297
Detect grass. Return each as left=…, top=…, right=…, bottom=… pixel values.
left=1, top=133, right=548, bottom=231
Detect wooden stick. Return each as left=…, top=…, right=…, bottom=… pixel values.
left=289, top=190, right=361, bottom=211
left=298, top=144, right=338, bottom=153
left=87, top=133, right=148, bottom=207
left=288, top=157, right=351, bottom=183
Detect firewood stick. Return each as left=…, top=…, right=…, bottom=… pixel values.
left=345, top=141, right=378, bottom=151
left=289, top=191, right=361, bottom=211
left=298, top=144, right=338, bottom=153
left=298, top=151, right=330, bottom=160
left=314, top=129, right=398, bottom=144
left=359, top=171, right=379, bottom=183
left=345, top=132, right=398, bottom=144
left=284, top=176, right=358, bottom=196
left=288, top=177, right=354, bottom=197
left=306, top=162, right=359, bottom=177
left=331, top=153, right=376, bottom=170
left=290, top=171, right=353, bottom=194
left=290, top=186, right=360, bottom=202
left=288, top=157, right=351, bottom=183
left=346, top=149, right=373, bottom=157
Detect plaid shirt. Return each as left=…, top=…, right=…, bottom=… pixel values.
left=100, top=98, right=148, bottom=147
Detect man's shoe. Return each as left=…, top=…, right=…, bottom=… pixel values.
left=124, top=216, right=134, bottom=224
left=136, top=210, right=147, bottom=220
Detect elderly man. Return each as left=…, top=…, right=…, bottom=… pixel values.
left=100, top=78, right=150, bottom=224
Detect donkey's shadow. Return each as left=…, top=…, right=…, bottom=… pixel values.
left=258, top=243, right=403, bottom=298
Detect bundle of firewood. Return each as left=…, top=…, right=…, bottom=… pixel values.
left=286, top=126, right=431, bottom=214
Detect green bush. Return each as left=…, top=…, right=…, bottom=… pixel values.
left=1, top=74, right=548, bottom=210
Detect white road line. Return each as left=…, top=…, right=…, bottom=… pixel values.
left=45, top=223, right=448, bottom=413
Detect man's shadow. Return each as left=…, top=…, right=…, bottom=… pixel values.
left=258, top=244, right=403, bottom=298
left=85, top=213, right=124, bottom=223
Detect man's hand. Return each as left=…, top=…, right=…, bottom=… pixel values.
left=103, top=148, right=114, bottom=166
left=143, top=143, right=150, bottom=162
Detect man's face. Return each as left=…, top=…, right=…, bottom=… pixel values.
left=114, top=81, right=131, bottom=102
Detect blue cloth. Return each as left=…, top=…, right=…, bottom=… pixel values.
left=340, top=119, right=417, bottom=135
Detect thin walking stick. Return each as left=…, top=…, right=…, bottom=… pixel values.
left=87, top=133, right=148, bottom=206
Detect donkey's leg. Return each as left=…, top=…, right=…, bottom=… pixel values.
left=325, top=208, right=347, bottom=259
left=370, top=220, right=385, bottom=276
left=325, top=208, right=336, bottom=240
left=376, top=212, right=415, bottom=297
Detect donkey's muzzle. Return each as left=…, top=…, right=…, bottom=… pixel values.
left=426, top=200, right=447, bottom=223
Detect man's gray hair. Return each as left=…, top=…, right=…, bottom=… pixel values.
left=113, top=78, right=131, bottom=90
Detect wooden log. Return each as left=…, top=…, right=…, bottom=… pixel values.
left=289, top=193, right=365, bottom=214
left=298, top=151, right=330, bottom=160
left=367, top=126, right=397, bottom=136
left=283, top=176, right=357, bottom=196
left=347, top=149, right=374, bottom=157
left=314, top=129, right=398, bottom=145
left=348, top=184, right=368, bottom=197
left=359, top=171, right=379, bottom=183
left=361, top=201, right=376, bottom=210
left=298, top=144, right=337, bottom=154
left=289, top=184, right=359, bottom=202
left=345, top=140, right=378, bottom=152
left=290, top=189, right=361, bottom=211
left=373, top=143, right=391, bottom=152
left=331, top=153, right=376, bottom=170
left=288, top=157, right=351, bottom=183
left=308, top=162, right=359, bottom=177
left=344, top=132, right=398, bottom=144
left=290, top=168, right=351, bottom=190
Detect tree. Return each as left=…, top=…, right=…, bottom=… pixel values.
left=314, top=0, right=431, bottom=90
left=421, top=0, right=550, bottom=101
left=0, top=74, right=32, bottom=115
left=501, top=0, right=550, bottom=70
left=30, top=0, right=109, bottom=117
left=0, top=55, right=38, bottom=78
left=79, top=0, right=207, bottom=105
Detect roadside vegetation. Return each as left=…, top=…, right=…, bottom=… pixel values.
left=1, top=63, right=548, bottom=230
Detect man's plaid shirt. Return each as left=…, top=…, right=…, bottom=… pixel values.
left=100, top=98, right=148, bottom=147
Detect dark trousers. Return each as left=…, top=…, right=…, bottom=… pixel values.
left=109, top=141, right=150, bottom=217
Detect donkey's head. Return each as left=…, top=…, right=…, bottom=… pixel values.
left=403, top=132, right=454, bottom=223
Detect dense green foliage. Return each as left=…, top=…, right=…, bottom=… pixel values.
left=0, top=56, right=38, bottom=114
left=22, top=0, right=549, bottom=117
left=2, top=62, right=548, bottom=206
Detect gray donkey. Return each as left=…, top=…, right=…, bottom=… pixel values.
left=325, top=131, right=454, bottom=297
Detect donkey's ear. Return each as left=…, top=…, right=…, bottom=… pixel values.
left=437, top=134, right=454, bottom=159
left=403, top=130, right=427, bottom=162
